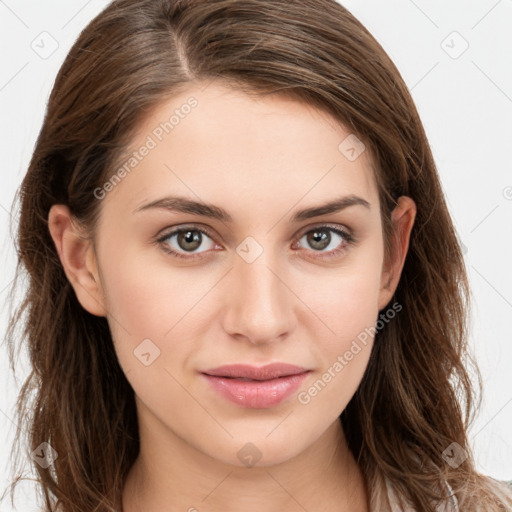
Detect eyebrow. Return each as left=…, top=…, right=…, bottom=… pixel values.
left=133, top=194, right=370, bottom=222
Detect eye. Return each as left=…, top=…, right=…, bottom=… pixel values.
left=156, top=224, right=356, bottom=261
left=157, top=226, right=219, bottom=260
left=293, top=225, right=356, bottom=259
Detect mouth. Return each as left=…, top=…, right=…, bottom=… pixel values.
left=200, top=363, right=311, bottom=409
left=201, top=362, right=309, bottom=380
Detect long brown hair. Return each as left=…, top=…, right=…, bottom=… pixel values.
left=5, top=0, right=512, bottom=511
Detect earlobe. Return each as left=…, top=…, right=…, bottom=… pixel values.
left=48, top=204, right=107, bottom=317
left=378, top=196, right=417, bottom=311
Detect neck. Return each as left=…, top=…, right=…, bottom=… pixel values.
left=122, top=409, right=369, bottom=512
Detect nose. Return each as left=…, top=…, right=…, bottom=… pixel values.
left=222, top=252, right=296, bottom=345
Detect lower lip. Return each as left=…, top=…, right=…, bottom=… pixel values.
left=201, top=372, right=309, bottom=409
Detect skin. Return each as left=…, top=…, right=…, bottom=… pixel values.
left=48, top=81, right=416, bottom=511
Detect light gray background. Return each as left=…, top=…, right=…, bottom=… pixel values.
left=1, top=0, right=511, bottom=510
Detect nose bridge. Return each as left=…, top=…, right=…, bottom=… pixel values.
left=223, top=247, right=294, bottom=343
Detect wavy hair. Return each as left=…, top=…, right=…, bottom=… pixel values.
left=4, top=0, right=512, bottom=510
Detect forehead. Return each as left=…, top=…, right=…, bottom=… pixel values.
left=100, top=81, right=379, bottom=223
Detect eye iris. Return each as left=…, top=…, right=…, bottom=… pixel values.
left=178, top=230, right=202, bottom=251
left=307, top=229, right=330, bottom=250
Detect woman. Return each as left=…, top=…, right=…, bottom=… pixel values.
left=5, top=0, right=512, bottom=511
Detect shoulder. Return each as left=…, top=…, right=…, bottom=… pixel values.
left=385, top=476, right=512, bottom=512
left=385, top=476, right=459, bottom=512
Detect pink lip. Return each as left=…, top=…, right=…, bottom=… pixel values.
left=200, top=363, right=310, bottom=409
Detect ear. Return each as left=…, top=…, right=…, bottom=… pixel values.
left=48, top=204, right=107, bottom=317
left=378, top=196, right=417, bottom=312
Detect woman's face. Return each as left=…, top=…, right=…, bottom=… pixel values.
left=53, top=81, right=415, bottom=468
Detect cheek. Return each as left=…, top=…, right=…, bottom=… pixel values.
left=300, top=258, right=383, bottom=346
left=100, top=259, right=204, bottom=417
left=99, top=242, right=217, bottom=339
left=98, top=242, right=228, bottom=392
left=292, top=286, right=378, bottom=426
left=293, top=257, right=383, bottom=404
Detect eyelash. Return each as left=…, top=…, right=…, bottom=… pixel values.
left=155, top=224, right=357, bottom=261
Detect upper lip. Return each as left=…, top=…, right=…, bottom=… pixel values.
left=201, top=363, right=309, bottom=381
